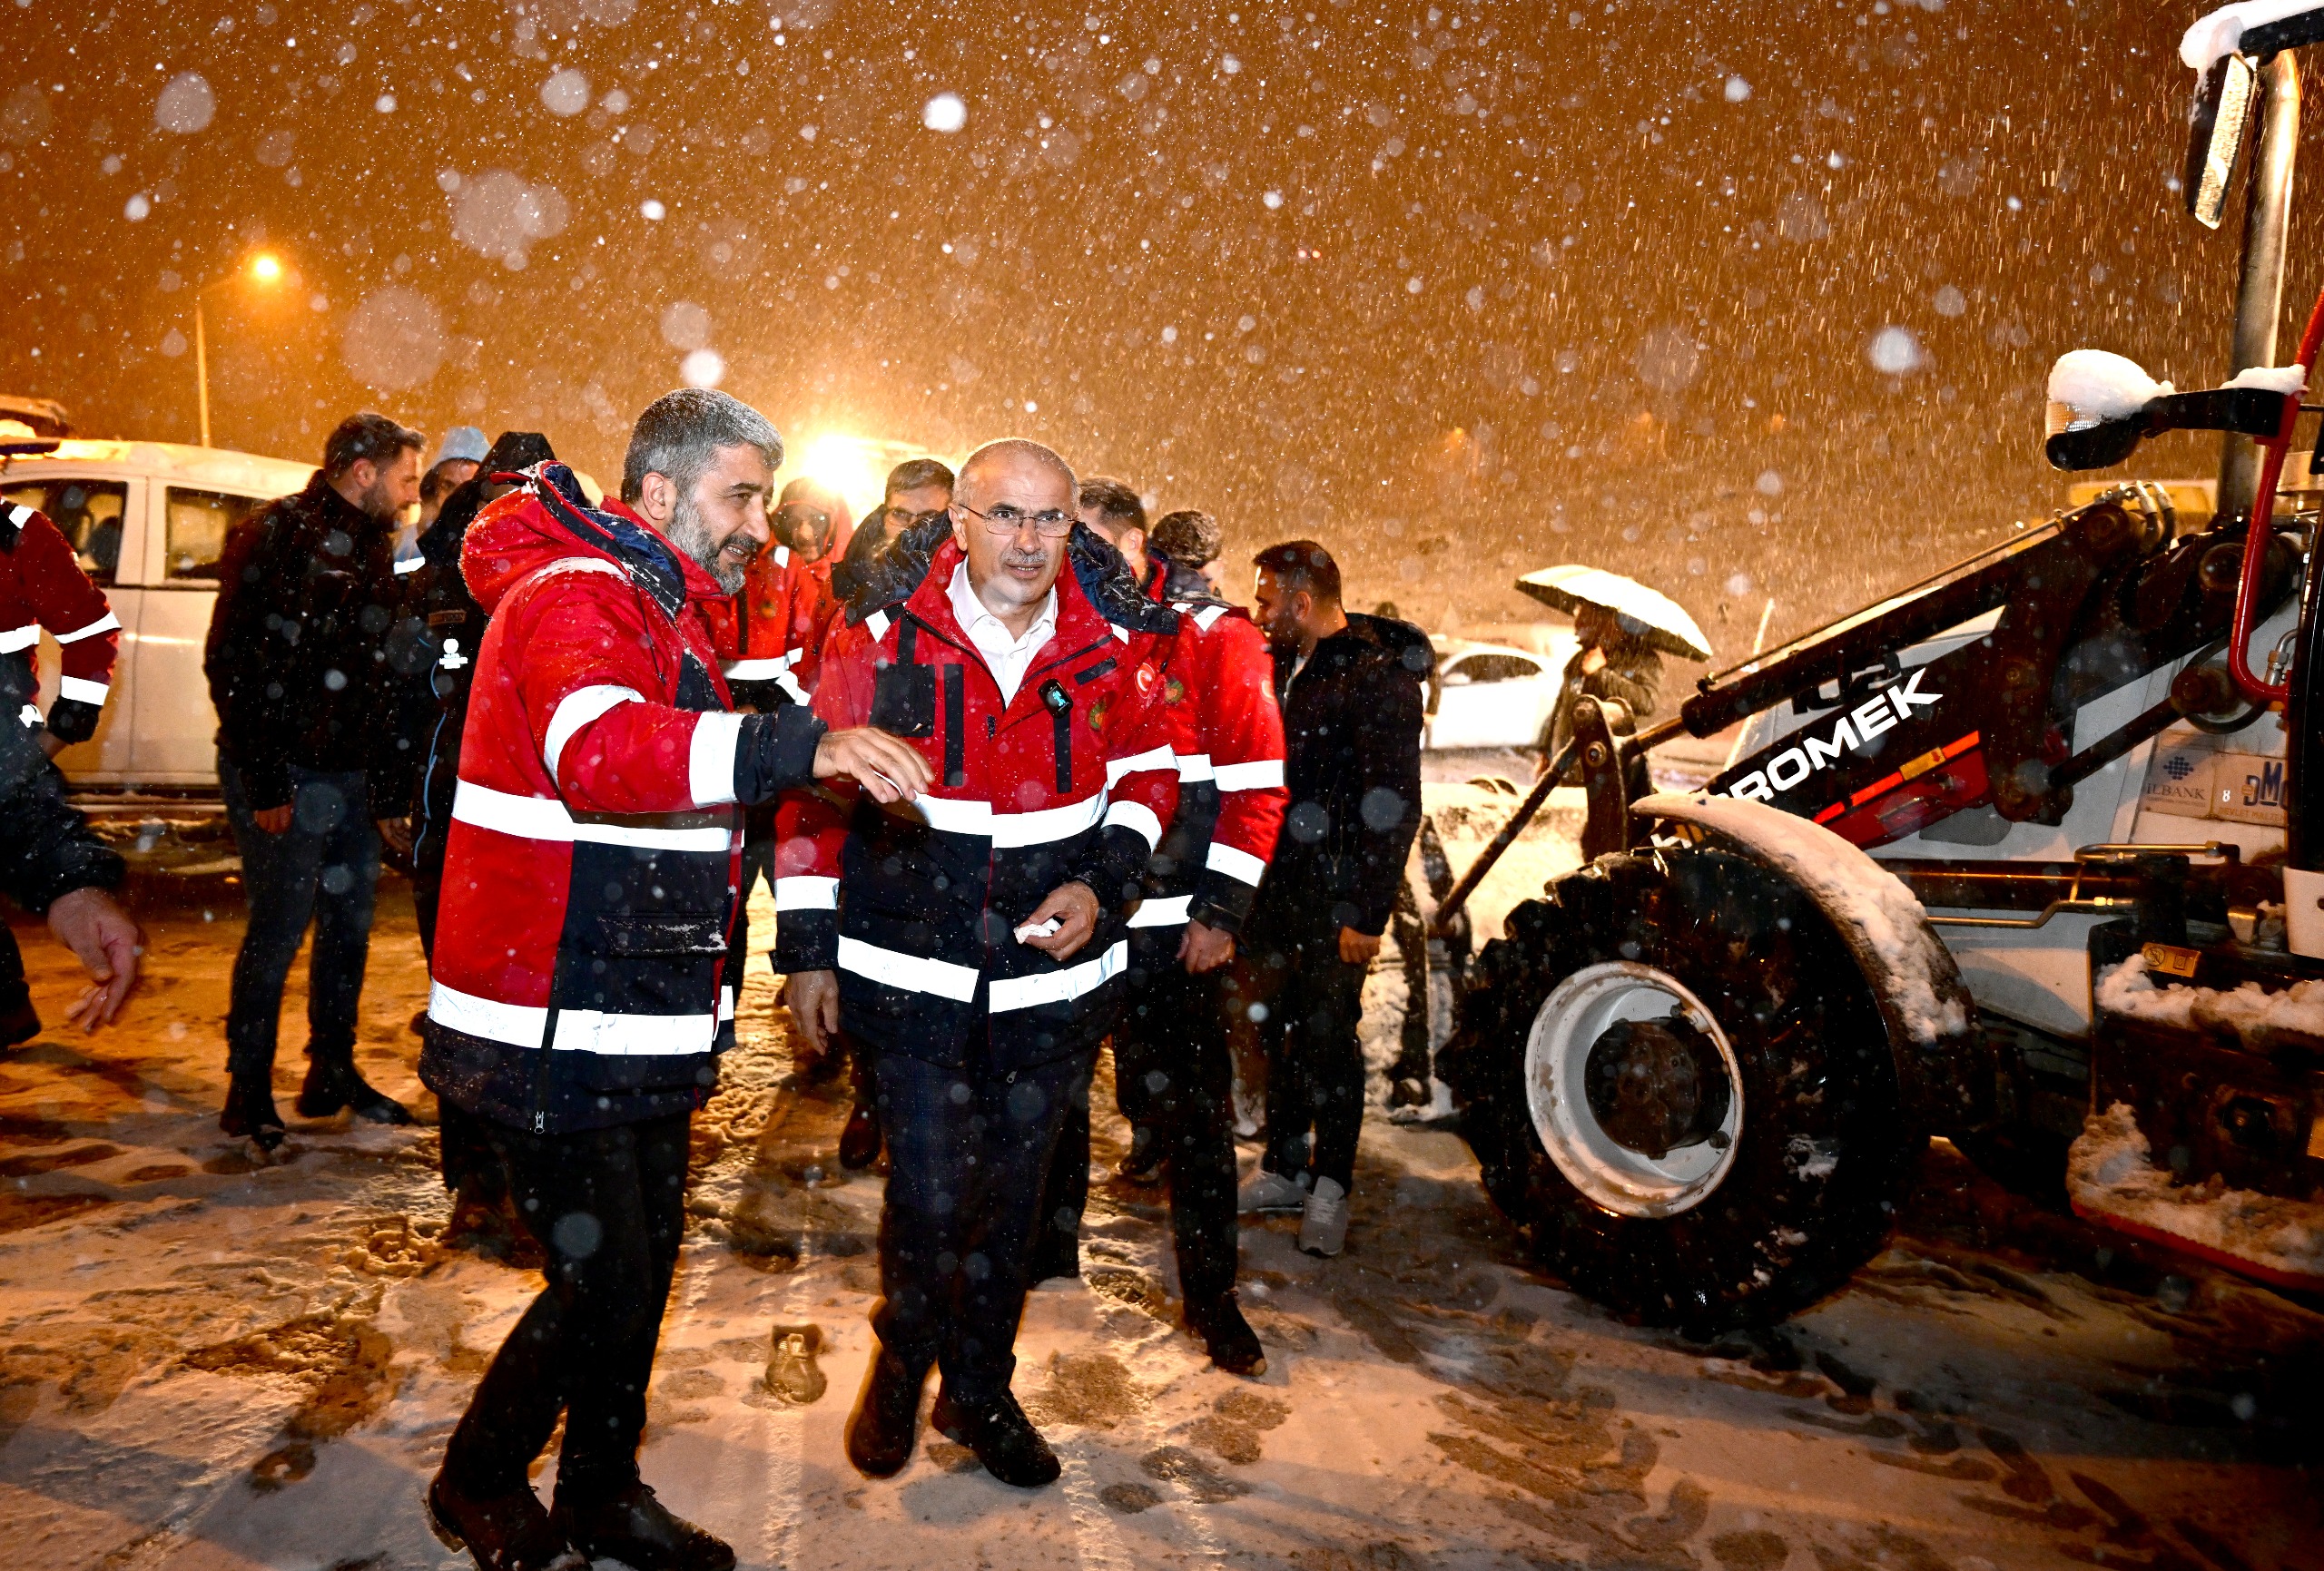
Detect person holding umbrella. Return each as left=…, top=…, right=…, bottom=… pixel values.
left=1519, top=565, right=1711, bottom=781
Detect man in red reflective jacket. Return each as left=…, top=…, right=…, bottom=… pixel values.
left=419, top=390, right=926, bottom=1571
left=1039, top=490, right=1287, bottom=1375
left=779, top=439, right=1180, bottom=1488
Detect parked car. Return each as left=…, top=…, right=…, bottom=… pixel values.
left=1423, top=636, right=1576, bottom=751
left=0, top=439, right=315, bottom=793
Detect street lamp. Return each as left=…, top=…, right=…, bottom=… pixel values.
left=192, top=251, right=286, bottom=449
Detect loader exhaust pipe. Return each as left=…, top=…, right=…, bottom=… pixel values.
left=2219, top=52, right=2300, bottom=525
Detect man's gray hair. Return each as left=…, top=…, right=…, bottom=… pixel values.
left=956, top=437, right=1077, bottom=505
left=621, top=388, right=783, bottom=505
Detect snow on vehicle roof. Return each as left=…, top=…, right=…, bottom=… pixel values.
left=2047, top=349, right=2172, bottom=423
left=2181, top=1, right=2324, bottom=71
left=1634, top=791, right=1969, bottom=1046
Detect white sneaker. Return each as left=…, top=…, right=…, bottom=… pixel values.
left=1237, top=1168, right=1308, bottom=1215
left=1299, top=1177, right=1349, bottom=1257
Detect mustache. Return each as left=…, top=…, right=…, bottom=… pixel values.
left=1000, top=545, right=1049, bottom=569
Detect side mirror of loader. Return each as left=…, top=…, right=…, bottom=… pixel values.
left=2044, top=348, right=2294, bottom=471
left=2186, top=52, right=2259, bottom=230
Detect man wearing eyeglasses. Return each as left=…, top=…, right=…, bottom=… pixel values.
left=832, top=457, right=953, bottom=606
left=776, top=438, right=1180, bottom=1488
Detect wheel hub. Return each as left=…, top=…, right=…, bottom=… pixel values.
left=1524, top=961, right=1746, bottom=1218
left=1582, top=1015, right=1732, bottom=1160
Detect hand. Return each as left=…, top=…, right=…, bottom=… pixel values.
left=1581, top=646, right=1608, bottom=675
left=813, top=726, right=932, bottom=804
left=1023, top=881, right=1100, bottom=961
left=45, top=887, right=142, bottom=1030
left=785, top=969, right=841, bottom=1057
left=1178, top=918, right=1236, bottom=974
left=376, top=816, right=414, bottom=857
left=1339, top=925, right=1383, bottom=967
left=252, top=805, right=295, bottom=835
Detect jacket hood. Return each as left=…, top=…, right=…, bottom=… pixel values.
left=461, top=461, right=723, bottom=618
left=1144, top=544, right=1228, bottom=610
left=842, top=513, right=1177, bottom=636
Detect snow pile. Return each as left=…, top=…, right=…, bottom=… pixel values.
left=2223, top=361, right=2309, bottom=395
left=2047, top=349, right=2171, bottom=424
left=2068, top=1102, right=2324, bottom=1285
left=2181, top=1, right=2324, bottom=71
left=1633, top=792, right=1969, bottom=1045
left=2094, top=953, right=2324, bottom=1044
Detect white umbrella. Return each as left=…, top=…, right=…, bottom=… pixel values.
left=1515, top=565, right=1714, bottom=662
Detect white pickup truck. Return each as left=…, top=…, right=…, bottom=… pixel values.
left=0, top=440, right=315, bottom=793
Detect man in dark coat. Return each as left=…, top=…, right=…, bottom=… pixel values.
left=204, top=412, right=430, bottom=1147
left=1236, top=540, right=1423, bottom=1259
left=1536, top=602, right=1663, bottom=789
left=404, top=430, right=556, bottom=1252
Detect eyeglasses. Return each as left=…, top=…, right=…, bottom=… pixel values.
left=773, top=502, right=832, bottom=533
left=956, top=499, right=1075, bottom=538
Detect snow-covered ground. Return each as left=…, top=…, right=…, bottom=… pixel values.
left=0, top=868, right=2318, bottom=1571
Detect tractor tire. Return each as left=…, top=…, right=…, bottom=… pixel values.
left=1439, top=844, right=1925, bottom=1331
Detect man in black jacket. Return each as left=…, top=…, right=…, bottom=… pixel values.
left=204, top=411, right=429, bottom=1147
left=1236, top=540, right=1423, bottom=1258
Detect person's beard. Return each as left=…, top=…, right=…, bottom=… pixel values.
left=666, top=493, right=749, bottom=594
left=354, top=474, right=403, bottom=523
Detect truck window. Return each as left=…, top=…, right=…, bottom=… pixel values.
left=1, top=479, right=126, bottom=586
left=163, top=488, right=267, bottom=582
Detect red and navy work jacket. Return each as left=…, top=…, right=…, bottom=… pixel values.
left=0, top=504, right=120, bottom=745
left=706, top=537, right=841, bottom=709
left=774, top=532, right=1181, bottom=1075
left=419, top=466, right=822, bottom=1134
left=1132, top=551, right=1288, bottom=941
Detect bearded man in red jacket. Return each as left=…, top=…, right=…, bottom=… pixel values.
left=418, top=389, right=926, bottom=1571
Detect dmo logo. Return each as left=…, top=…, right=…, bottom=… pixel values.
left=1722, top=669, right=1944, bottom=801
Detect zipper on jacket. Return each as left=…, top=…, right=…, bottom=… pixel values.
left=530, top=1006, right=561, bottom=1132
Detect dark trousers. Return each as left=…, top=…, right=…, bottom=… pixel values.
left=872, top=1049, right=1091, bottom=1406
left=729, top=818, right=875, bottom=1095
left=220, top=752, right=381, bottom=1084
left=0, top=928, right=35, bottom=1046
left=443, top=1109, right=691, bottom=1497
left=1246, top=922, right=1369, bottom=1192
left=1036, top=934, right=1241, bottom=1301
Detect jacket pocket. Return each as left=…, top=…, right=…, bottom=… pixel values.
left=595, top=913, right=729, bottom=957
left=870, top=663, right=937, bottom=736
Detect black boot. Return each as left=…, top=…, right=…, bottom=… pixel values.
left=426, top=1471, right=586, bottom=1571
left=220, top=1075, right=287, bottom=1151
left=844, top=1348, right=929, bottom=1478
left=837, top=1102, right=882, bottom=1170
left=551, top=1480, right=733, bottom=1571
left=297, top=1046, right=413, bottom=1124
left=1186, top=1291, right=1267, bottom=1378
left=931, top=1388, right=1060, bottom=1488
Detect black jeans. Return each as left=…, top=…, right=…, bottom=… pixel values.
left=442, top=1109, right=691, bottom=1497
left=872, top=1048, right=1092, bottom=1406
left=1036, top=935, right=1241, bottom=1301
left=1245, top=923, right=1369, bottom=1192
left=220, top=752, right=380, bottom=1084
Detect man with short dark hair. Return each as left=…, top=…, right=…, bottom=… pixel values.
left=832, top=457, right=954, bottom=603
left=1042, top=497, right=1286, bottom=1373
left=420, top=389, right=927, bottom=1571
left=1238, top=540, right=1423, bottom=1258
left=204, top=411, right=429, bottom=1146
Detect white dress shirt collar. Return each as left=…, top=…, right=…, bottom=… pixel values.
left=947, top=561, right=1058, bottom=704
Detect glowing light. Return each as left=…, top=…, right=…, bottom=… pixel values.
left=248, top=252, right=285, bottom=284
left=791, top=432, right=887, bottom=519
